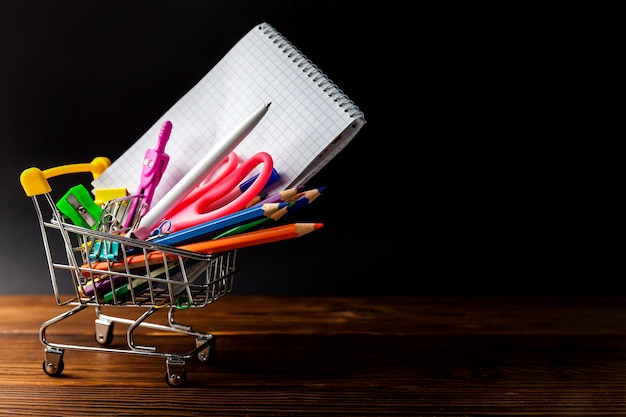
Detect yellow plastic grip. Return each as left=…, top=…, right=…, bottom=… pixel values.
left=20, top=157, right=111, bottom=197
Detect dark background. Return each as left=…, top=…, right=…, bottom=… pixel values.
left=1, top=1, right=620, bottom=296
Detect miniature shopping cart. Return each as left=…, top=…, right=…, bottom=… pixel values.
left=20, top=157, right=237, bottom=387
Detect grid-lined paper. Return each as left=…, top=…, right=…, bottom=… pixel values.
left=92, top=23, right=365, bottom=203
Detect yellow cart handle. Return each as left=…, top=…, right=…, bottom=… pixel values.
left=20, top=157, right=111, bottom=197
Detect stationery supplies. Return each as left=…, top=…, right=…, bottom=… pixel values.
left=204, top=167, right=280, bottom=212
left=152, top=259, right=209, bottom=298
left=81, top=274, right=128, bottom=298
left=91, top=22, right=365, bottom=208
left=89, top=238, right=121, bottom=261
left=93, top=188, right=128, bottom=206
left=83, top=222, right=323, bottom=273
left=56, top=184, right=103, bottom=229
left=159, top=151, right=275, bottom=235
left=131, top=102, right=271, bottom=240
left=214, top=186, right=326, bottom=239
left=81, top=247, right=178, bottom=276
left=254, top=185, right=306, bottom=206
left=122, top=120, right=172, bottom=229
left=19, top=22, right=363, bottom=388
left=147, top=201, right=289, bottom=247
left=22, top=157, right=239, bottom=385
left=176, top=222, right=323, bottom=255
left=102, top=277, right=149, bottom=304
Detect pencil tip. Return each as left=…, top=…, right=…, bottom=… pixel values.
left=295, top=222, right=324, bottom=236
left=266, top=102, right=272, bottom=108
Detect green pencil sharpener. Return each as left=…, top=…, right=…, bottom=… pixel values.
left=56, top=184, right=103, bottom=229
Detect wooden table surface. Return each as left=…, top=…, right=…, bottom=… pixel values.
left=2, top=294, right=626, bottom=416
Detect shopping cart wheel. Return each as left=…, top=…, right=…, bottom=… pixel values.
left=42, top=348, right=64, bottom=377
left=165, top=369, right=187, bottom=387
left=196, top=336, right=217, bottom=363
left=95, top=318, right=114, bottom=345
left=165, top=358, right=187, bottom=387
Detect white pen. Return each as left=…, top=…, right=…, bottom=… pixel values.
left=132, top=102, right=272, bottom=240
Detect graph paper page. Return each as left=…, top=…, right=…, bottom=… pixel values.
left=92, top=22, right=365, bottom=203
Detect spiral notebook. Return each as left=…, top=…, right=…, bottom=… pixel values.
left=92, top=22, right=366, bottom=204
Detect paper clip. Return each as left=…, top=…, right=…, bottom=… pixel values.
left=89, top=239, right=121, bottom=261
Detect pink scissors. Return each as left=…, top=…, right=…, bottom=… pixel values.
left=123, top=120, right=171, bottom=229
left=162, top=151, right=274, bottom=233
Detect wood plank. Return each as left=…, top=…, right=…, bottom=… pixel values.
left=2, top=295, right=626, bottom=415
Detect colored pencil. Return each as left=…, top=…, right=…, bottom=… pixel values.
left=132, top=102, right=271, bottom=240
left=147, top=202, right=288, bottom=246
left=81, top=250, right=177, bottom=276
left=177, top=222, right=324, bottom=254
left=213, top=186, right=326, bottom=239
left=204, top=167, right=280, bottom=212
left=253, top=185, right=306, bottom=206
left=84, top=222, right=323, bottom=273
left=244, top=193, right=267, bottom=208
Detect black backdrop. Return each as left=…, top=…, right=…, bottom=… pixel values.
left=1, top=1, right=620, bottom=295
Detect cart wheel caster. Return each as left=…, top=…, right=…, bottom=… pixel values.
left=95, top=318, right=114, bottom=345
left=43, top=359, right=64, bottom=376
left=165, top=358, right=187, bottom=387
left=196, top=336, right=217, bottom=363
left=199, top=345, right=217, bottom=363
left=165, top=369, right=187, bottom=387
left=42, top=349, right=65, bottom=377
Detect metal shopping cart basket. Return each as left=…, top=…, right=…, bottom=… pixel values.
left=19, top=157, right=237, bottom=386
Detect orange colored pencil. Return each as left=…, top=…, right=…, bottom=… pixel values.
left=81, top=250, right=177, bottom=276
left=177, top=222, right=323, bottom=254
left=83, top=223, right=323, bottom=274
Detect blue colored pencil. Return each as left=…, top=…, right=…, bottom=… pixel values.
left=205, top=168, right=280, bottom=212
left=213, top=186, right=326, bottom=239
left=149, top=201, right=288, bottom=246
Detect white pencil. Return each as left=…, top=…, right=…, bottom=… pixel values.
left=132, top=102, right=271, bottom=240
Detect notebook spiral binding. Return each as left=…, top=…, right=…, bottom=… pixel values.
left=259, top=23, right=365, bottom=121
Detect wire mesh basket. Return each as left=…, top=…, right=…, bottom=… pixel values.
left=20, top=157, right=238, bottom=386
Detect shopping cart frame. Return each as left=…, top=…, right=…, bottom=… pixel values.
left=20, top=158, right=238, bottom=386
